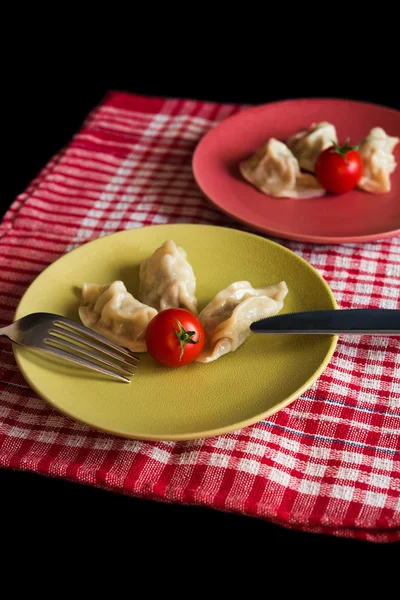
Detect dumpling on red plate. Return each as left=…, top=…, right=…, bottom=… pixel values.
left=286, top=122, right=338, bottom=173
left=239, top=138, right=325, bottom=199
left=357, top=127, right=399, bottom=193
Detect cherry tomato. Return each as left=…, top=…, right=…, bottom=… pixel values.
left=315, top=140, right=363, bottom=194
left=145, top=308, right=205, bottom=367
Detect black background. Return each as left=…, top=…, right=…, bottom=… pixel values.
left=1, top=41, right=399, bottom=559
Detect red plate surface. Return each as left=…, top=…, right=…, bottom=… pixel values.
left=192, top=98, right=400, bottom=243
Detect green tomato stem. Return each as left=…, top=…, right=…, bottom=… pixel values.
left=330, top=138, right=359, bottom=164
left=173, top=318, right=201, bottom=361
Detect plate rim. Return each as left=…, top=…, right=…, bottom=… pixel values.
left=13, top=223, right=339, bottom=441
left=192, top=97, right=400, bottom=244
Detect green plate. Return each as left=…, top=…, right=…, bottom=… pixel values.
left=14, top=224, right=338, bottom=440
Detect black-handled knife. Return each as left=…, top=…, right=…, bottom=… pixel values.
left=250, top=308, right=400, bottom=335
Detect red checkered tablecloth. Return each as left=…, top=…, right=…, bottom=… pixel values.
left=0, top=92, right=399, bottom=542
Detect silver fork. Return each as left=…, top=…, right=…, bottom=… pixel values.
left=0, top=312, right=139, bottom=383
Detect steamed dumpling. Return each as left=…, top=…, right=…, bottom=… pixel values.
left=357, top=127, right=399, bottom=193
left=286, top=122, right=338, bottom=172
left=139, top=240, right=198, bottom=314
left=239, top=138, right=325, bottom=199
left=79, top=281, right=157, bottom=352
left=196, top=281, right=288, bottom=363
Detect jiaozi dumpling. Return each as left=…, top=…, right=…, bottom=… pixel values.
left=196, top=281, right=288, bottom=363
left=139, top=240, right=198, bottom=314
left=286, top=122, right=338, bottom=172
left=357, top=127, right=399, bottom=193
left=79, top=281, right=157, bottom=352
left=239, top=139, right=325, bottom=199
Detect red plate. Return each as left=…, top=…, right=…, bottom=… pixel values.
left=192, top=98, right=400, bottom=243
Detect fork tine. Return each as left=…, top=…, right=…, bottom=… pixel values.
left=53, top=318, right=140, bottom=362
left=49, top=327, right=138, bottom=369
left=42, top=342, right=132, bottom=383
left=45, top=337, right=136, bottom=377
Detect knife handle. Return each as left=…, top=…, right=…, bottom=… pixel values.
left=250, top=308, right=400, bottom=335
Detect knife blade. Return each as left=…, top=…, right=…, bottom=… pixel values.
left=250, top=308, right=400, bottom=335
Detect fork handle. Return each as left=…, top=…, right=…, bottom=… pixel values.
left=250, top=308, right=400, bottom=334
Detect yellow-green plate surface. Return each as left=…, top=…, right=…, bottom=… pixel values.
left=14, top=224, right=338, bottom=440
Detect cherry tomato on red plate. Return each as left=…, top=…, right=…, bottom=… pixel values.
left=145, top=308, right=205, bottom=367
left=315, top=139, right=363, bottom=194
